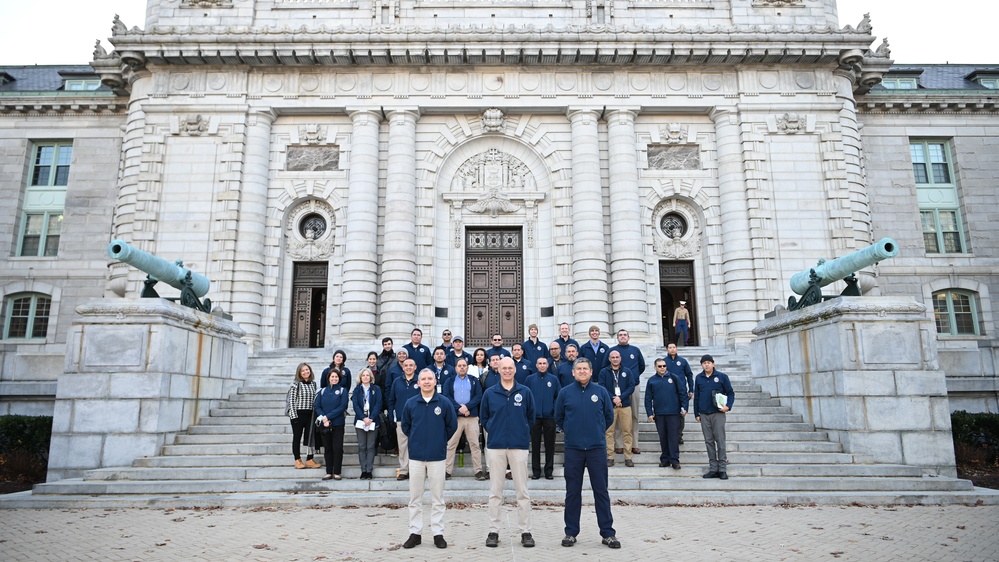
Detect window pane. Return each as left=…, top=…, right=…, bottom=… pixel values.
left=921, top=211, right=936, bottom=232
left=927, top=143, right=947, bottom=162
left=912, top=163, right=928, bottom=183
left=43, top=235, right=60, bottom=257
left=7, top=318, right=28, bottom=338
left=24, top=214, right=44, bottom=235
left=6, top=296, right=32, bottom=338
left=931, top=163, right=950, bottom=183
left=910, top=144, right=926, bottom=163
left=923, top=232, right=939, bottom=253
left=20, top=236, right=40, bottom=256
left=932, top=294, right=951, bottom=334
left=54, top=165, right=70, bottom=186
left=31, top=297, right=51, bottom=339
left=31, top=166, right=51, bottom=186
left=938, top=211, right=958, bottom=231
left=35, top=145, right=54, bottom=165
left=942, top=232, right=962, bottom=253
left=47, top=214, right=62, bottom=235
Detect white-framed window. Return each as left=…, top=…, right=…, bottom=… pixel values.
left=911, top=140, right=966, bottom=254
left=881, top=77, right=918, bottom=89
left=932, top=290, right=980, bottom=336
left=979, top=78, right=999, bottom=89
left=2, top=293, right=52, bottom=340
left=18, top=143, right=70, bottom=257
left=64, top=79, right=101, bottom=91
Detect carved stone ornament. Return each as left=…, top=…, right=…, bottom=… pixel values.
left=286, top=199, right=336, bottom=260
left=447, top=149, right=540, bottom=217
left=752, top=0, right=804, bottom=7
left=182, top=0, right=234, bottom=7
left=298, top=124, right=327, bottom=145
left=652, top=198, right=701, bottom=259
left=180, top=114, right=210, bottom=135
left=660, top=123, right=688, bottom=144
left=481, top=108, right=506, bottom=133
left=776, top=113, right=803, bottom=134
left=873, top=38, right=891, bottom=58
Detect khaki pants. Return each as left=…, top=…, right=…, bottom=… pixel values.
left=446, top=416, right=483, bottom=474
left=606, top=406, right=634, bottom=460
left=396, top=425, right=410, bottom=475
left=408, top=459, right=446, bottom=535
left=485, top=448, right=532, bottom=533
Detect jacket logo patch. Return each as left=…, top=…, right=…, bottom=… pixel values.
left=413, top=383, right=419, bottom=389
left=590, top=395, right=599, bottom=403
left=713, top=377, right=719, bottom=383
left=434, top=406, right=442, bottom=416
left=630, top=354, right=635, bottom=359
left=547, top=381, right=552, bottom=388
left=622, top=373, right=628, bottom=377
left=334, top=389, right=341, bottom=395
left=514, top=394, right=523, bottom=403
left=668, top=379, right=673, bottom=384
left=677, top=361, right=681, bottom=366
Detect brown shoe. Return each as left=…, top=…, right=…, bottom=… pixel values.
left=614, top=448, right=624, bottom=454
left=632, top=448, right=641, bottom=455
left=294, top=459, right=305, bottom=469
left=304, top=459, right=321, bottom=469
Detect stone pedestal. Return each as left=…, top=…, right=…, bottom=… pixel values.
left=750, top=297, right=956, bottom=477
left=47, top=299, right=247, bottom=481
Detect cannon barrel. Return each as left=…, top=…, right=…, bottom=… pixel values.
left=790, top=238, right=898, bottom=295
left=107, top=239, right=210, bottom=298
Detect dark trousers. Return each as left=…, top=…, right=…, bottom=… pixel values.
left=530, top=418, right=556, bottom=477
left=654, top=414, right=682, bottom=464
left=676, top=319, right=689, bottom=346
left=290, top=409, right=315, bottom=460
left=320, top=424, right=345, bottom=475
left=563, top=447, right=615, bottom=538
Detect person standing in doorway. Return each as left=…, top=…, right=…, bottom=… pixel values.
left=673, top=301, right=691, bottom=346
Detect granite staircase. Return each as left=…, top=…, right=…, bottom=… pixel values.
left=5, top=346, right=998, bottom=508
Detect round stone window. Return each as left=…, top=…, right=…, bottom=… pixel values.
left=299, top=213, right=327, bottom=239
left=660, top=213, right=688, bottom=239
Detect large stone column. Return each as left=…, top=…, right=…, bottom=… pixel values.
left=567, top=108, right=610, bottom=333
left=230, top=108, right=275, bottom=350
left=605, top=108, right=648, bottom=336
left=47, top=299, right=247, bottom=481
left=338, top=109, right=383, bottom=338
left=379, top=109, right=420, bottom=336
left=711, top=107, right=759, bottom=342
left=750, top=297, right=956, bottom=476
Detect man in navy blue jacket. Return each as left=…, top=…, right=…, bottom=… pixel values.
left=554, top=358, right=620, bottom=549
left=607, top=329, right=646, bottom=456
left=598, top=350, right=637, bottom=467
left=525, top=356, right=560, bottom=480
left=388, top=358, right=419, bottom=480
left=693, top=355, right=735, bottom=480
left=579, top=325, right=610, bottom=367
left=445, top=336, right=473, bottom=367
left=511, top=343, right=533, bottom=383
left=442, top=358, right=485, bottom=480
left=646, top=358, right=689, bottom=469
left=521, top=323, right=549, bottom=369
left=665, top=343, right=694, bottom=444
left=480, top=357, right=537, bottom=549
left=401, top=368, right=457, bottom=549
left=485, top=333, right=511, bottom=361
left=403, top=328, right=433, bottom=372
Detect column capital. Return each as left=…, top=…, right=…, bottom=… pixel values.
left=247, top=107, right=277, bottom=125
left=566, top=107, right=600, bottom=122
left=709, top=106, right=739, bottom=124
left=603, top=107, right=641, bottom=123
left=347, top=108, right=383, bottom=124
left=386, top=107, right=422, bottom=123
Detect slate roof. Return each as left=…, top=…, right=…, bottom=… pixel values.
left=0, top=65, right=105, bottom=93
left=875, top=64, right=999, bottom=91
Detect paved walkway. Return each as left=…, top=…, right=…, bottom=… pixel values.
left=2, top=503, right=998, bottom=560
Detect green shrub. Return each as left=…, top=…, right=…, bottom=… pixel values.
left=0, top=415, right=52, bottom=460
left=952, top=410, right=999, bottom=464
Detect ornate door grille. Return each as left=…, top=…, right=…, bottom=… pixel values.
left=465, top=229, right=523, bottom=348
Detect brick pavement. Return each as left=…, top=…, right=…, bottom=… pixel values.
left=1, top=503, right=997, bottom=561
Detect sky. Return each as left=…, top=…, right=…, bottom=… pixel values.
left=0, top=1, right=992, bottom=66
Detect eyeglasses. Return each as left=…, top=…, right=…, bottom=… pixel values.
left=492, top=338, right=502, bottom=342
left=443, top=332, right=451, bottom=336
left=655, top=364, right=667, bottom=368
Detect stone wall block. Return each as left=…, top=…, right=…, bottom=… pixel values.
left=776, top=373, right=803, bottom=397
left=901, top=432, right=957, bottom=476
left=749, top=339, right=769, bottom=377
left=102, top=434, right=161, bottom=467
left=893, top=370, right=949, bottom=396
left=73, top=399, right=140, bottom=433
left=834, top=370, right=897, bottom=396
left=147, top=323, right=188, bottom=374
left=864, top=396, right=931, bottom=431
left=46, top=434, right=102, bottom=471
left=857, top=322, right=923, bottom=368
left=169, top=373, right=194, bottom=398
left=787, top=331, right=813, bottom=374
left=80, top=325, right=148, bottom=372
left=840, top=432, right=903, bottom=464
left=109, top=373, right=168, bottom=398
left=803, top=371, right=835, bottom=396
left=813, top=323, right=848, bottom=372
left=51, top=401, right=73, bottom=433
left=764, top=336, right=790, bottom=376
left=56, top=373, right=110, bottom=399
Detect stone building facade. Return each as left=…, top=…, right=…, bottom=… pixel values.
left=1, top=0, right=997, bottom=414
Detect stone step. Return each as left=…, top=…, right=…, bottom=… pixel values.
left=30, top=475, right=974, bottom=497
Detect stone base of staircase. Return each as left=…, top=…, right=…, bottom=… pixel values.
left=4, top=347, right=997, bottom=509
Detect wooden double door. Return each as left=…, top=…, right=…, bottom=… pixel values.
left=290, top=262, right=327, bottom=348
left=660, top=260, right=698, bottom=346
left=465, top=229, right=523, bottom=348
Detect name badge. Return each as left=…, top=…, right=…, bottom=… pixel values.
left=614, top=386, right=621, bottom=397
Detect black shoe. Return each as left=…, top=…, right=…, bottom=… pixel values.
left=474, top=471, right=487, bottom=481
left=624, top=459, right=634, bottom=467
left=602, top=536, right=622, bottom=549
left=607, top=459, right=615, bottom=467
left=545, top=474, right=554, bottom=480
left=703, top=471, right=719, bottom=479
left=522, top=533, right=535, bottom=548
left=530, top=474, right=541, bottom=480
left=505, top=471, right=512, bottom=480
left=659, top=462, right=668, bottom=467
left=433, top=535, right=447, bottom=549
left=403, top=534, right=421, bottom=548
left=719, top=472, right=729, bottom=480
left=672, top=463, right=681, bottom=470
left=679, top=438, right=685, bottom=444
left=561, top=535, right=576, bottom=547
left=445, top=473, right=452, bottom=480
left=397, top=473, right=409, bottom=481
left=485, top=532, right=499, bottom=547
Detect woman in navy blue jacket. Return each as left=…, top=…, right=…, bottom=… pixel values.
left=314, top=369, right=350, bottom=480
left=352, top=368, right=382, bottom=480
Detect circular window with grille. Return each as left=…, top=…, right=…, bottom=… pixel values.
left=299, top=213, right=327, bottom=240
left=660, top=213, right=688, bottom=239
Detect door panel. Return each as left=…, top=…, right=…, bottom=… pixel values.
left=465, top=229, right=523, bottom=348
left=290, top=262, right=328, bottom=349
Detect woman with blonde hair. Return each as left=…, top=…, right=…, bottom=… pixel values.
left=285, top=363, right=321, bottom=469
left=352, top=367, right=383, bottom=479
